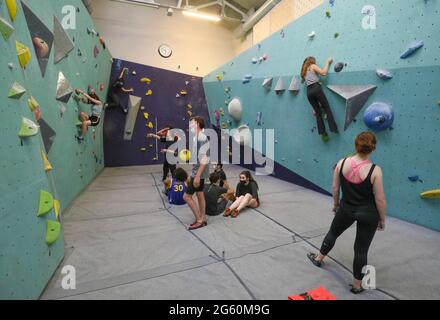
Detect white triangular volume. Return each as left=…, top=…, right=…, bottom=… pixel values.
left=288, top=76, right=299, bottom=93
left=262, top=78, right=273, bottom=90
left=274, top=77, right=285, bottom=92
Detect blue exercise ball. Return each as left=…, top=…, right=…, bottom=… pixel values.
left=363, top=102, right=394, bottom=131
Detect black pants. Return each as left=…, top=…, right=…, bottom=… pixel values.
left=319, top=202, right=379, bottom=280
left=107, top=92, right=126, bottom=112
left=307, top=83, right=338, bottom=135
left=162, top=159, right=176, bottom=181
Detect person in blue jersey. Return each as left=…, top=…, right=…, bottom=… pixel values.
left=165, top=167, right=188, bottom=206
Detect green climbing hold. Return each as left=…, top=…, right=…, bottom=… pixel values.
left=37, top=190, right=54, bottom=217
left=326, top=11, right=331, bottom=18
left=334, top=33, right=339, bottom=38
left=46, top=220, right=61, bottom=245
left=320, top=134, right=330, bottom=143
left=0, top=16, right=15, bottom=40
left=8, top=82, right=26, bottom=99
left=76, top=120, right=82, bottom=126
left=18, top=117, right=39, bottom=138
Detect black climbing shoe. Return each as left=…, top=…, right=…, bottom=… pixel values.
left=349, top=284, right=365, bottom=294
left=307, top=252, right=323, bottom=267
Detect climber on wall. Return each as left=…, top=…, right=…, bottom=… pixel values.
left=75, top=87, right=103, bottom=142
left=301, top=56, right=339, bottom=142
left=104, top=67, right=134, bottom=113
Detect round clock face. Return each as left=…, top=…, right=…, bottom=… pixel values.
left=158, top=44, right=172, bottom=58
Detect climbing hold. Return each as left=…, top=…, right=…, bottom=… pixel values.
left=37, top=190, right=54, bottom=217
left=256, top=112, right=263, bottom=126
left=146, top=89, right=153, bottom=96
left=18, top=118, right=39, bottom=138
left=274, top=77, right=286, bottom=94
left=77, top=48, right=82, bottom=56
left=334, top=33, right=339, bottom=38
left=308, top=31, right=316, bottom=38
left=408, top=176, right=423, bottom=183
left=179, top=149, right=191, bottom=162
left=53, top=200, right=61, bottom=220
left=363, top=102, right=394, bottom=131
left=242, top=77, right=252, bottom=84
left=420, top=189, right=440, bottom=199
left=327, top=85, right=377, bottom=131
left=228, top=98, right=242, bottom=121
left=233, top=125, right=252, bottom=146
left=220, top=122, right=228, bottom=129
left=140, top=147, right=146, bottom=152
left=8, top=62, right=15, bottom=69
left=54, top=16, right=75, bottom=64
left=140, top=106, right=145, bottom=110
left=143, top=112, right=149, bottom=119
left=6, top=0, right=18, bottom=22
left=147, top=122, right=154, bottom=129
left=216, top=74, right=222, bottom=81
left=326, top=11, right=331, bottom=18
left=262, top=78, right=273, bottom=90
left=45, top=220, right=61, bottom=246
left=59, top=104, right=66, bottom=117
left=140, top=77, right=151, bottom=84
left=262, top=54, right=268, bottom=61
left=149, top=144, right=153, bottom=148
left=56, top=72, right=74, bottom=103
left=176, top=94, right=180, bottom=98
left=99, top=83, right=105, bottom=91
left=400, top=40, right=424, bottom=59
left=329, top=0, right=335, bottom=6
left=252, top=58, right=258, bottom=64
left=214, top=110, right=220, bottom=127
left=225, top=87, right=231, bottom=93
left=376, top=69, right=393, bottom=80
left=93, top=45, right=100, bottom=58
left=187, top=110, right=193, bottom=117
left=219, top=107, right=225, bottom=116
left=185, top=81, right=190, bottom=85
left=288, top=76, right=300, bottom=95
left=132, top=71, right=137, bottom=75
left=16, top=41, right=31, bottom=69
left=180, top=90, right=187, bottom=95
left=99, top=36, right=106, bottom=49
left=41, top=151, right=52, bottom=172
left=152, top=157, right=158, bottom=161
left=27, top=96, right=39, bottom=112
left=76, top=120, right=82, bottom=127
left=8, top=82, right=26, bottom=99
left=297, top=158, right=302, bottom=163
left=187, top=104, right=192, bottom=109
left=0, top=16, right=15, bottom=40
left=334, top=62, right=346, bottom=72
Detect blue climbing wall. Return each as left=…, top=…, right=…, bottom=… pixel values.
left=104, top=59, right=211, bottom=167
left=203, top=0, right=440, bottom=231
left=0, top=0, right=112, bottom=299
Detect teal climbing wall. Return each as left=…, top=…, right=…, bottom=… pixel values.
left=203, top=0, right=440, bottom=231
left=0, top=0, right=112, bottom=299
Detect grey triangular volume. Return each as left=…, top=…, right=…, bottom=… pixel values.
left=288, top=75, right=300, bottom=94
left=262, top=78, right=273, bottom=90
left=21, top=1, right=54, bottom=77
left=124, top=95, right=142, bottom=141
left=56, top=72, right=73, bottom=103
left=38, top=118, right=56, bottom=153
left=327, top=85, right=377, bottom=101
left=54, top=16, right=75, bottom=64
left=344, top=86, right=377, bottom=130
left=274, top=77, right=285, bottom=93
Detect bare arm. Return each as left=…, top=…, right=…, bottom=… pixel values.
left=332, top=159, right=343, bottom=211
left=311, top=57, right=333, bottom=76
left=121, top=87, right=133, bottom=93
left=119, top=68, right=127, bottom=79
left=79, top=90, right=102, bottom=105
left=372, top=166, right=387, bottom=222
left=147, top=133, right=160, bottom=140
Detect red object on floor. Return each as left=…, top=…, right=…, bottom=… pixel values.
left=288, top=286, right=336, bottom=300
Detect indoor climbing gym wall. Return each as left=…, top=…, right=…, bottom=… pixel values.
left=0, top=0, right=112, bottom=299
left=104, top=59, right=211, bottom=167
left=203, top=0, right=440, bottom=231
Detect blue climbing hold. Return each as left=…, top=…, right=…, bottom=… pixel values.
left=400, top=40, right=424, bottom=59
left=376, top=68, right=393, bottom=80
left=408, top=176, right=423, bottom=183
left=329, top=0, right=335, bottom=6
left=363, top=102, right=394, bottom=131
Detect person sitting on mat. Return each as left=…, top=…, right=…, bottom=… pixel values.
left=301, top=56, right=339, bottom=142
left=204, top=172, right=235, bottom=216
left=164, top=167, right=188, bottom=206
left=75, top=87, right=103, bottom=142
left=307, top=131, right=387, bottom=294
left=224, top=170, right=260, bottom=218
left=213, top=162, right=235, bottom=202
left=104, top=67, right=134, bottom=113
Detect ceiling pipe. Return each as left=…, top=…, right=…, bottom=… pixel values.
left=233, top=0, right=282, bottom=38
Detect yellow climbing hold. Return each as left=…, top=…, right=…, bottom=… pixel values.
left=146, top=89, right=152, bottom=96
left=16, top=41, right=31, bottom=69
left=187, top=111, right=193, bottom=117
left=146, top=122, right=154, bottom=129
left=141, top=77, right=151, bottom=84
left=41, top=151, right=52, bottom=172
left=187, top=104, right=192, bottom=109
left=216, top=74, right=222, bottom=81
left=219, top=108, right=225, bottom=116
left=179, top=149, right=191, bottom=162
left=140, top=147, right=146, bottom=152
left=420, top=189, right=440, bottom=199
left=143, top=112, right=149, bottom=120
left=18, top=117, right=39, bottom=138
left=6, top=0, right=17, bottom=22
left=28, top=96, right=40, bottom=112
left=53, top=199, right=61, bottom=220
left=180, top=90, right=187, bottom=95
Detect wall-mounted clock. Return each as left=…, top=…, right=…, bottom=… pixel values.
left=158, top=44, right=172, bottom=58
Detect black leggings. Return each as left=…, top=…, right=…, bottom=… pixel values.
left=163, top=159, right=176, bottom=181
left=107, top=92, right=125, bottom=112
left=319, top=202, right=379, bottom=280
left=307, top=83, right=338, bottom=135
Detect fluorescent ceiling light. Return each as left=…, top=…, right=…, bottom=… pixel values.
left=182, top=10, right=221, bottom=22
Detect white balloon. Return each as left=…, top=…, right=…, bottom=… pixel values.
left=228, top=98, right=242, bottom=121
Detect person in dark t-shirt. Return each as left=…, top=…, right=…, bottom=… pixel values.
left=224, top=171, right=260, bottom=218
left=204, top=172, right=233, bottom=216
left=105, top=67, right=133, bottom=113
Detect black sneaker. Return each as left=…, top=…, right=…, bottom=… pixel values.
left=307, top=252, right=323, bottom=267
left=75, top=135, right=84, bottom=142
left=349, top=285, right=365, bottom=294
